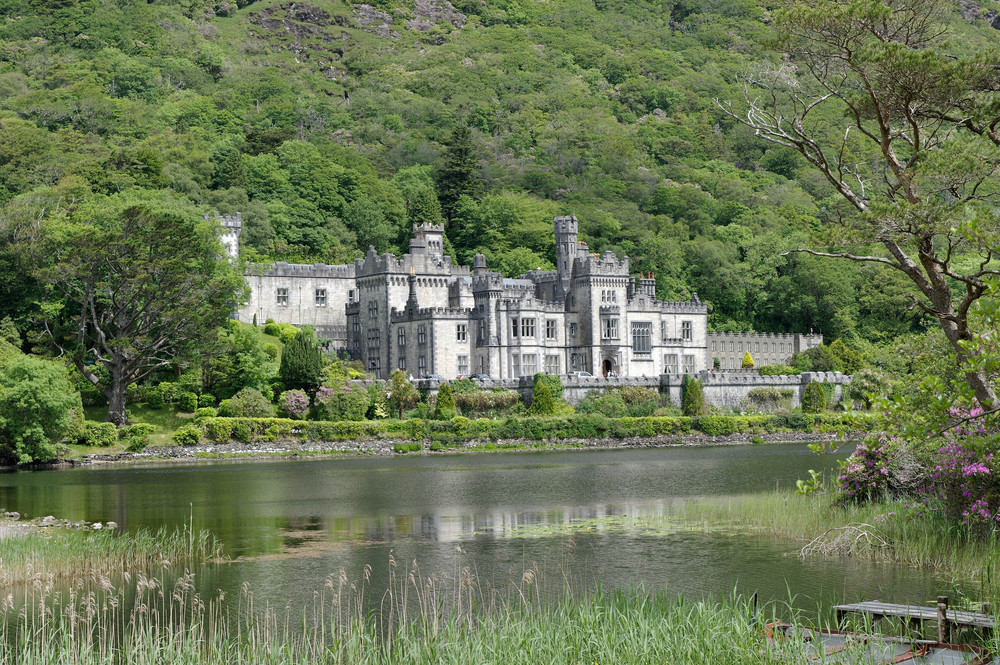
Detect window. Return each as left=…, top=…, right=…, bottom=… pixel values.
left=457, top=355, right=469, bottom=375
left=601, top=318, right=619, bottom=340
left=369, top=357, right=380, bottom=372
left=662, top=322, right=669, bottom=342
left=571, top=353, right=581, bottom=370
left=478, top=356, right=486, bottom=373
left=738, top=342, right=743, bottom=353
left=664, top=354, right=678, bottom=373
left=511, top=318, right=519, bottom=338
left=348, top=289, right=356, bottom=303
left=632, top=322, right=652, bottom=353
left=315, top=288, right=327, bottom=307
left=683, top=354, right=695, bottom=373
left=755, top=342, right=760, bottom=353
left=457, top=324, right=467, bottom=342
left=521, top=318, right=535, bottom=338
left=711, top=341, right=717, bottom=352
left=681, top=321, right=692, bottom=341
left=478, top=320, right=485, bottom=339
left=522, top=354, right=537, bottom=376
left=772, top=343, right=776, bottom=353
left=730, top=342, right=735, bottom=352
left=545, top=355, right=559, bottom=374
left=512, top=353, right=521, bottom=376
left=368, top=301, right=379, bottom=319
left=398, top=328, right=406, bottom=347
left=546, top=319, right=556, bottom=340
left=366, top=328, right=380, bottom=352
left=398, top=355, right=406, bottom=370
left=417, top=325, right=427, bottom=345
left=780, top=343, right=785, bottom=353
left=570, top=323, right=577, bottom=337
left=276, top=288, right=289, bottom=306
left=418, top=356, right=426, bottom=375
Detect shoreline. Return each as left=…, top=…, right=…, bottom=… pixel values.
left=72, top=431, right=857, bottom=466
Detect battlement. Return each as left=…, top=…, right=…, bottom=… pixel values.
left=573, top=251, right=630, bottom=276
left=554, top=215, right=578, bottom=235
left=247, top=261, right=356, bottom=279
left=210, top=212, right=242, bottom=230
left=710, top=331, right=808, bottom=340
left=504, top=299, right=567, bottom=313
left=649, top=299, right=709, bottom=313
left=390, top=306, right=472, bottom=322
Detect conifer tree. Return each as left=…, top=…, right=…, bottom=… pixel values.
left=528, top=376, right=556, bottom=416
left=408, top=187, right=445, bottom=227
left=742, top=351, right=754, bottom=369
left=388, top=369, right=419, bottom=419
left=436, top=125, right=482, bottom=219
left=433, top=381, right=456, bottom=420
left=802, top=382, right=827, bottom=414
left=682, top=375, right=705, bottom=416
left=279, top=331, right=323, bottom=394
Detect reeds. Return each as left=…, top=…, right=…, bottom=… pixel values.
left=0, top=558, right=900, bottom=665
left=671, top=492, right=1000, bottom=596
left=0, top=525, right=222, bottom=587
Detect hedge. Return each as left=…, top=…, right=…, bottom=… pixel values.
left=195, top=413, right=871, bottom=445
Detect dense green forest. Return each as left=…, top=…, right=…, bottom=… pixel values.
left=10, top=0, right=998, bottom=345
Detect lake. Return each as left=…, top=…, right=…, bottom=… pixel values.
left=0, top=444, right=963, bottom=613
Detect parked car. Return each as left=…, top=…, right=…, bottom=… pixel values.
left=568, top=371, right=593, bottom=378
left=471, top=373, right=491, bottom=381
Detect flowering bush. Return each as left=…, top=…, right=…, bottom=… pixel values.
left=924, top=406, right=999, bottom=530
left=836, top=437, right=895, bottom=504
left=278, top=389, right=310, bottom=420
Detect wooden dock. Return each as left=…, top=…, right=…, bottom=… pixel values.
left=834, top=597, right=995, bottom=642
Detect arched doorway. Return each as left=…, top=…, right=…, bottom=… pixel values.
left=602, top=358, right=613, bottom=378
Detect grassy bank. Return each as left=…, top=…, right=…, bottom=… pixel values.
left=672, top=492, right=1000, bottom=596
left=0, top=525, right=222, bottom=586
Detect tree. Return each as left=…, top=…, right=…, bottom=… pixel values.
left=433, top=381, right=456, bottom=420
left=436, top=125, right=482, bottom=219
left=279, top=330, right=323, bottom=394
left=0, top=355, right=82, bottom=464
left=528, top=376, right=556, bottom=416
left=741, top=351, right=754, bottom=369
left=202, top=321, right=275, bottom=400
left=38, top=197, right=247, bottom=425
left=801, top=381, right=827, bottom=414
left=388, top=369, right=419, bottom=419
left=682, top=375, right=705, bottom=416
left=720, top=0, right=1000, bottom=407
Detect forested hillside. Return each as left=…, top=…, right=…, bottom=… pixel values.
left=2, top=0, right=998, bottom=347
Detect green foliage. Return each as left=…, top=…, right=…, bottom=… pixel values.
left=120, top=423, right=155, bottom=452
left=577, top=391, right=627, bottom=418
left=177, top=392, right=199, bottom=412
left=746, top=387, right=794, bottom=412
left=388, top=370, right=420, bottom=419
left=433, top=382, right=457, bottom=420
left=828, top=339, right=864, bottom=375
left=203, top=322, right=275, bottom=401
left=0, top=355, right=83, bottom=464
left=682, top=376, right=705, bottom=417
left=195, top=407, right=218, bottom=419
left=225, top=388, right=273, bottom=418
left=741, top=351, right=754, bottom=369
left=279, top=331, right=323, bottom=393
left=145, top=388, right=164, bottom=409
left=452, top=388, right=521, bottom=417
left=172, top=424, right=201, bottom=446
left=758, top=364, right=798, bottom=376
left=527, top=376, right=556, bottom=416
left=77, top=421, right=118, bottom=447
left=199, top=394, right=216, bottom=408
left=0, top=317, right=20, bottom=347
left=393, top=442, right=422, bottom=453
left=37, top=196, right=247, bottom=425
left=801, top=382, right=827, bottom=414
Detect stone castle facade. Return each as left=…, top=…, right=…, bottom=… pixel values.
left=226, top=215, right=821, bottom=380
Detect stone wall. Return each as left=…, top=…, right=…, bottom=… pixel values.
left=416, top=371, right=850, bottom=410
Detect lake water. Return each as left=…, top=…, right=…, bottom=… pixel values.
left=0, top=444, right=965, bottom=613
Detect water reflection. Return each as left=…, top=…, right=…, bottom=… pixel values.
left=0, top=444, right=969, bottom=613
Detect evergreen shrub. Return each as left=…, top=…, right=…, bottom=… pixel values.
left=199, top=394, right=216, bottom=408
left=682, top=376, right=704, bottom=416
left=178, top=392, right=199, bottom=412
left=173, top=425, right=201, bottom=446
left=433, top=382, right=457, bottom=420
left=195, top=407, right=218, bottom=419
left=802, top=382, right=827, bottom=413
left=527, top=377, right=555, bottom=415
left=78, top=422, right=118, bottom=447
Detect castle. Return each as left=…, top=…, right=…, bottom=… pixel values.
left=224, top=215, right=822, bottom=380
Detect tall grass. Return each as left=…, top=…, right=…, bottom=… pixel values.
left=2, top=559, right=957, bottom=665
left=0, top=526, right=222, bottom=586
left=672, top=492, right=1000, bottom=597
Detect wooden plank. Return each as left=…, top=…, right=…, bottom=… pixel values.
left=833, top=601, right=995, bottom=630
